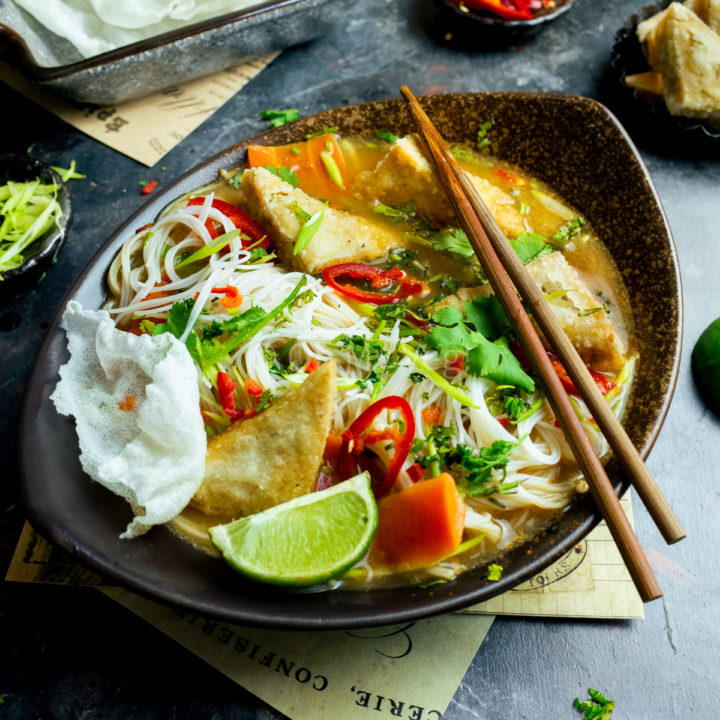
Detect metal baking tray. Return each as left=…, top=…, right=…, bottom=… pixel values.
left=0, top=0, right=345, bottom=105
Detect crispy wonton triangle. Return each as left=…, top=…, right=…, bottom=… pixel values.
left=191, top=359, right=337, bottom=519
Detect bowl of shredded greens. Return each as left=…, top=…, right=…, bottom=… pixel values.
left=0, top=155, right=72, bottom=284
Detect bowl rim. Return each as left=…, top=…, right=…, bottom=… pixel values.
left=18, top=92, right=682, bottom=629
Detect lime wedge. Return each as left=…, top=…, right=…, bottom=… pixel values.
left=209, top=472, right=377, bottom=587
left=692, top=317, right=720, bottom=414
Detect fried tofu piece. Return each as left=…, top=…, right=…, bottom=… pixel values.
left=353, top=135, right=526, bottom=238
left=241, top=167, right=403, bottom=274
left=191, top=360, right=337, bottom=519
left=656, top=3, right=720, bottom=126
left=436, top=252, right=627, bottom=372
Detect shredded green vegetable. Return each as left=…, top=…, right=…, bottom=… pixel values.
left=50, top=160, right=85, bottom=181
left=398, top=343, right=478, bottom=409
left=293, top=204, right=327, bottom=255
left=0, top=179, right=63, bottom=279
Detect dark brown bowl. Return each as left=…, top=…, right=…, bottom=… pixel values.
left=19, top=92, right=682, bottom=629
left=435, top=0, right=579, bottom=44
left=0, top=154, right=72, bottom=285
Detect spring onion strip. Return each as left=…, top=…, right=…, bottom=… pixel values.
left=398, top=343, right=478, bottom=409
left=0, top=180, right=63, bottom=277
left=175, top=229, right=240, bottom=269
left=439, top=533, right=486, bottom=562
left=320, top=149, right=345, bottom=189
left=293, top=206, right=327, bottom=255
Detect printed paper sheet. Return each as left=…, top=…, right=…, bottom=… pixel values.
left=0, top=54, right=278, bottom=166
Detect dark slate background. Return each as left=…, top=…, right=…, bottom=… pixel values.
left=1, top=0, right=719, bottom=717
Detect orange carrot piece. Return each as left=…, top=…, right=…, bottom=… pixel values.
left=369, top=473, right=466, bottom=571
left=324, top=431, right=343, bottom=468
left=247, top=134, right=349, bottom=203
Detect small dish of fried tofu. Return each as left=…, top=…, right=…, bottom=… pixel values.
left=621, top=0, right=720, bottom=131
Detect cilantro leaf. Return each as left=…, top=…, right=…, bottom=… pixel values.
left=428, top=227, right=475, bottom=260
left=466, top=335, right=535, bottom=393
left=476, top=119, right=495, bottom=150
left=227, top=171, right=243, bottom=190
left=259, top=108, right=299, bottom=127
left=263, top=164, right=298, bottom=188
left=427, top=304, right=534, bottom=392
left=509, top=231, right=555, bottom=264
left=550, top=216, right=585, bottom=246
left=463, top=296, right=508, bottom=340
left=151, top=299, right=194, bottom=340
left=376, top=128, right=398, bottom=143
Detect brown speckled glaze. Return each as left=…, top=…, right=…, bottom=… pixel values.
left=20, top=93, right=681, bottom=629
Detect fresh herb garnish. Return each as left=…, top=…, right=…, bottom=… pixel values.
left=418, top=579, right=447, bottom=589
left=263, top=164, right=299, bottom=188
left=409, top=372, right=425, bottom=383
left=451, top=147, right=474, bottom=161
left=153, top=278, right=308, bottom=373
left=549, top=216, right=585, bottom=246
left=573, top=688, right=615, bottom=719
left=426, top=301, right=534, bottom=392
left=259, top=108, right=299, bottom=127
left=509, top=231, right=554, bottom=264
left=293, top=203, right=327, bottom=255
left=376, top=128, right=398, bottom=143
left=486, top=563, right=503, bottom=581
left=50, top=160, right=85, bottom=181
left=227, top=171, right=244, bottom=190
left=305, top=126, right=338, bottom=140
left=578, top=307, right=603, bottom=317
left=476, top=119, right=495, bottom=150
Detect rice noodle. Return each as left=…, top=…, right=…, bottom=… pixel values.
left=105, top=193, right=634, bottom=582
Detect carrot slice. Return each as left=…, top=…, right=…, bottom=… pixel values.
left=247, top=134, right=349, bottom=203
left=368, top=473, right=466, bottom=571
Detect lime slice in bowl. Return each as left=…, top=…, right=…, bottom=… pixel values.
left=209, top=472, right=377, bottom=587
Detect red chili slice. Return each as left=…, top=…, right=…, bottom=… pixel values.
left=217, top=371, right=243, bottom=422
left=455, top=0, right=532, bottom=20
left=510, top=341, right=616, bottom=396
left=337, top=396, right=416, bottom=498
left=187, top=197, right=270, bottom=252
left=322, top=263, right=424, bottom=305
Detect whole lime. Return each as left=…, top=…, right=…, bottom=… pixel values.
left=692, top=317, right=720, bottom=414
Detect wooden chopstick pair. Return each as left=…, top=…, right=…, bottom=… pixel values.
left=400, top=86, right=685, bottom=603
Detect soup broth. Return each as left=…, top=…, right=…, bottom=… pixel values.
left=105, top=132, right=635, bottom=590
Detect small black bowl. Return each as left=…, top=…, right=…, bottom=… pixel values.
left=0, top=154, right=72, bottom=286
left=611, top=1, right=720, bottom=142
left=435, top=0, right=578, bottom=45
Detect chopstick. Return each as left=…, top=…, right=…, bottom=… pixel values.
left=401, top=86, right=673, bottom=603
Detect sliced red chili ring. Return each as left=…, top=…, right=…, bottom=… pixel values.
left=322, top=262, right=424, bottom=305
left=510, top=341, right=617, bottom=396
left=337, top=396, right=416, bottom=498
left=187, top=197, right=270, bottom=252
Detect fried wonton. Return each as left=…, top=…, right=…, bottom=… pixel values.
left=191, top=360, right=337, bottom=519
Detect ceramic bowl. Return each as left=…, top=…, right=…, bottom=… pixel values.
left=0, top=154, right=72, bottom=286
left=434, top=0, right=579, bottom=44
left=19, top=92, right=681, bottom=629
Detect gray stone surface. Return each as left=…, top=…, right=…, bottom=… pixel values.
left=1, top=0, right=719, bottom=717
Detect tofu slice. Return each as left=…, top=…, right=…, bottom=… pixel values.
left=191, top=360, right=337, bottom=519
left=656, top=3, right=720, bottom=126
left=241, top=167, right=404, bottom=274
left=353, top=135, right=526, bottom=238
left=436, top=252, right=627, bottom=372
